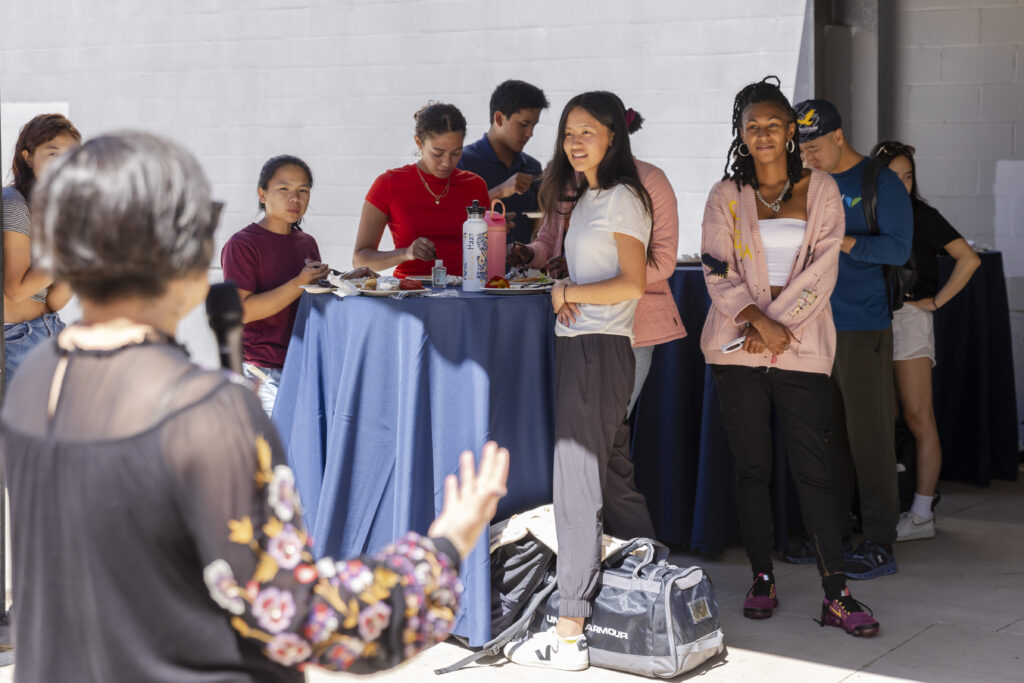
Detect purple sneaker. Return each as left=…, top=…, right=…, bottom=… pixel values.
left=743, top=573, right=778, bottom=619
left=821, top=594, right=879, bottom=637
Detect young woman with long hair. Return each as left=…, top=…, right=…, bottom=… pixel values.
left=869, top=140, right=980, bottom=541
left=504, top=92, right=654, bottom=671
left=701, top=77, right=878, bottom=636
left=2, top=114, right=80, bottom=381
left=221, top=155, right=330, bottom=416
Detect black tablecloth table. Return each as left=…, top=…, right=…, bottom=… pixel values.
left=933, top=251, right=1019, bottom=485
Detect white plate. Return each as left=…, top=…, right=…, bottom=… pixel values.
left=481, top=285, right=552, bottom=295
left=300, top=284, right=337, bottom=294
left=358, top=288, right=428, bottom=297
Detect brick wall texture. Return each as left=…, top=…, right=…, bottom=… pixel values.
left=892, top=0, right=1024, bottom=252
left=1, top=0, right=807, bottom=272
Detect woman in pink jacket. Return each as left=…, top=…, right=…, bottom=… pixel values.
left=701, top=76, right=878, bottom=637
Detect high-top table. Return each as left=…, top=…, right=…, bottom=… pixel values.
left=273, top=288, right=556, bottom=646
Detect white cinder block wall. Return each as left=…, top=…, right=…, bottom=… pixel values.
left=1, top=0, right=808, bottom=364
left=891, top=0, right=1024, bottom=443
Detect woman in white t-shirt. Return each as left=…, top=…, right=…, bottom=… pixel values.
left=504, top=92, right=653, bottom=672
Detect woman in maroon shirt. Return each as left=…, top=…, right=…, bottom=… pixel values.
left=352, top=102, right=489, bottom=278
left=221, top=156, right=330, bottom=416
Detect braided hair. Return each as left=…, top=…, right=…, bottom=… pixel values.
left=722, top=75, right=802, bottom=201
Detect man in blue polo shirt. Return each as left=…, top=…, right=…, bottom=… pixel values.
left=794, top=99, right=913, bottom=580
left=457, top=79, right=549, bottom=244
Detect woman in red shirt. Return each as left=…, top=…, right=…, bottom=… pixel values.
left=353, top=103, right=489, bottom=278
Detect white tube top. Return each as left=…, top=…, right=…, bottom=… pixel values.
left=759, top=218, right=807, bottom=287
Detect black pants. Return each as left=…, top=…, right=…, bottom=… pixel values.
left=829, top=328, right=898, bottom=544
left=553, top=334, right=654, bottom=618
left=712, top=365, right=846, bottom=584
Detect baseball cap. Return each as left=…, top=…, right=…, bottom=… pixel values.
left=794, top=99, right=842, bottom=143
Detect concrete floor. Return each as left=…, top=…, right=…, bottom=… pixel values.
left=1, top=472, right=1021, bottom=682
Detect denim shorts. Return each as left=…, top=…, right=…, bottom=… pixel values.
left=243, top=363, right=283, bottom=418
left=4, top=312, right=65, bottom=384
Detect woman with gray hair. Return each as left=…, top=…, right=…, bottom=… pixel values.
left=1, top=132, right=508, bottom=682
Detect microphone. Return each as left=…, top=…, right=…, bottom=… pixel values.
left=206, top=282, right=244, bottom=374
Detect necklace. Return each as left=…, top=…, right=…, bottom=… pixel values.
left=415, top=164, right=451, bottom=205
left=755, top=178, right=792, bottom=213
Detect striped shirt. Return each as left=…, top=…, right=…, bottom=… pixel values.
left=2, top=186, right=48, bottom=303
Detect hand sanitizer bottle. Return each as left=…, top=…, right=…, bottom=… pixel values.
left=431, top=259, right=447, bottom=289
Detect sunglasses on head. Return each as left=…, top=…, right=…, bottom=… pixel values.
left=875, top=142, right=916, bottom=159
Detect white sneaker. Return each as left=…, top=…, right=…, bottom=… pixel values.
left=503, top=627, right=589, bottom=671
left=896, top=511, right=935, bottom=541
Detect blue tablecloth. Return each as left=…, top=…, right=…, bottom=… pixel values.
left=632, top=255, right=1018, bottom=555
left=273, top=289, right=556, bottom=646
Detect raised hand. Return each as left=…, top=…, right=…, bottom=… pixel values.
left=428, top=442, right=510, bottom=559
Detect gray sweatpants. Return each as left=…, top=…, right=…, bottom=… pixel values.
left=553, top=334, right=655, bottom=619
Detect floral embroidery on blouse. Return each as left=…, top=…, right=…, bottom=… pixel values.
left=201, top=435, right=463, bottom=672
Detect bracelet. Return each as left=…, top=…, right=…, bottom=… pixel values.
left=563, top=284, right=571, bottom=304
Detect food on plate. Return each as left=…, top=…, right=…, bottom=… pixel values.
left=506, top=267, right=553, bottom=284
left=485, top=276, right=510, bottom=289
left=340, top=266, right=380, bottom=280
left=377, top=276, right=400, bottom=291
left=361, top=278, right=378, bottom=291
left=399, top=278, right=425, bottom=291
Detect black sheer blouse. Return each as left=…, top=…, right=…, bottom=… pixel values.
left=0, top=323, right=461, bottom=682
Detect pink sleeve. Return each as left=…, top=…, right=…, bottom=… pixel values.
left=643, top=166, right=679, bottom=285
left=526, top=204, right=568, bottom=267
left=764, top=177, right=845, bottom=332
left=701, top=184, right=758, bottom=324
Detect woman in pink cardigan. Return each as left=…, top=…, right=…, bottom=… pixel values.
left=701, top=77, right=878, bottom=637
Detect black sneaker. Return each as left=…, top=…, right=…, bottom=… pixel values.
left=784, top=538, right=852, bottom=565
left=844, top=541, right=898, bottom=580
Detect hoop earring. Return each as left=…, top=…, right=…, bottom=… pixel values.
left=738, top=143, right=751, bottom=157
left=786, top=138, right=796, bottom=153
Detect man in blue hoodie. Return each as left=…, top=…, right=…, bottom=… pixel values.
left=793, top=99, right=913, bottom=580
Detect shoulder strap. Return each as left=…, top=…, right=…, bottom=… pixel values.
left=860, top=158, right=885, bottom=236
left=433, top=576, right=558, bottom=675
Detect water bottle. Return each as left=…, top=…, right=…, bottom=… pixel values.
left=485, top=199, right=507, bottom=281
left=462, top=200, right=487, bottom=291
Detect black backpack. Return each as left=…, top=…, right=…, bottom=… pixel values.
left=861, top=158, right=917, bottom=316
